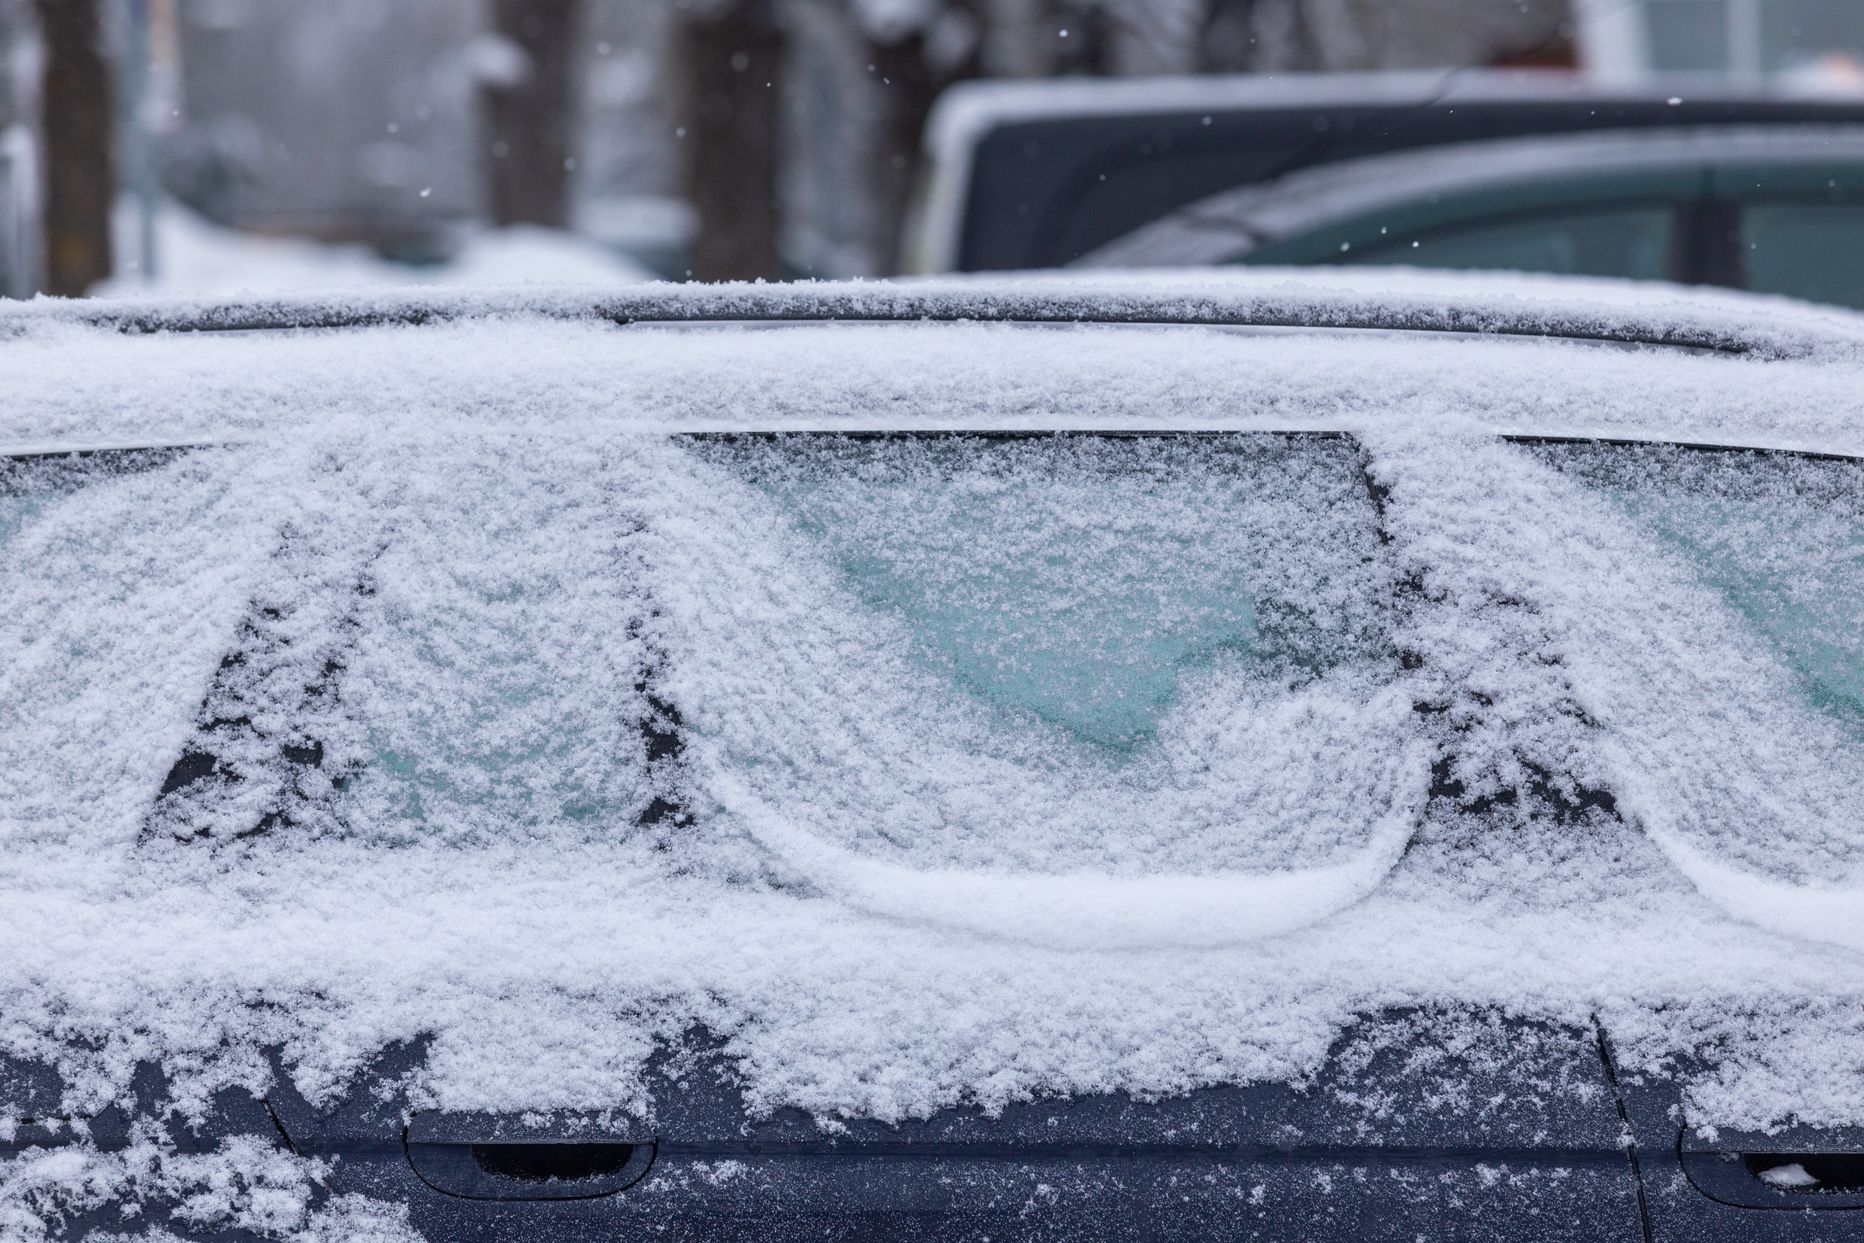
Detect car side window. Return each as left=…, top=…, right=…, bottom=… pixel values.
left=1739, top=201, right=1864, bottom=310
left=1336, top=204, right=1676, bottom=281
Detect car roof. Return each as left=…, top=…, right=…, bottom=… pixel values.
left=5, top=273, right=1864, bottom=465
left=1079, top=125, right=1864, bottom=268
left=5, top=271, right=1862, bottom=355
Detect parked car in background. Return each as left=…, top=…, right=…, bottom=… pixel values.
left=4, top=276, right=1864, bottom=1241
left=1075, top=127, right=1864, bottom=310
left=904, top=72, right=1864, bottom=274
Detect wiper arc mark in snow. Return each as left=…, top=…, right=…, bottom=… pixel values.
left=656, top=429, right=1432, bottom=947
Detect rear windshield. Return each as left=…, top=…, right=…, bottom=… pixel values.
left=12, top=430, right=1864, bottom=1132
left=655, top=433, right=1414, bottom=875
left=1530, top=440, right=1864, bottom=884
left=1, top=450, right=263, bottom=851
left=9, top=433, right=1414, bottom=876
left=1537, top=441, right=1864, bottom=740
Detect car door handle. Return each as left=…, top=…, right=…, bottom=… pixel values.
left=1682, top=1147, right=1864, bottom=1209
left=405, top=1134, right=656, bottom=1200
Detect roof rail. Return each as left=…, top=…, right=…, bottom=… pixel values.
left=3, top=282, right=1856, bottom=360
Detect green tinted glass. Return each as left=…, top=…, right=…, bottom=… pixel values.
left=1344, top=205, right=1674, bottom=280
left=1539, top=442, right=1864, bottom=737
left=1742, top=201, right=1864, bottom=310
left=697, top=434, right=1391, bottom=752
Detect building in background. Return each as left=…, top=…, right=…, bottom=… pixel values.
left=9, top=0, right=1582, bottom=291
left=1580, top=0, right=1864, bottom=85
left=164, top=0, right=687, bottom=268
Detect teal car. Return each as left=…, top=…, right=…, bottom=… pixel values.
left=1079, top=126, right=1864, bottom=310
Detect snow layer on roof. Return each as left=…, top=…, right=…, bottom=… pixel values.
left=8, top=270, right=1864, bottom=362
left=3, top=281, right=1864, bottom=1177
left=4, top=278, right=1864, bottom=466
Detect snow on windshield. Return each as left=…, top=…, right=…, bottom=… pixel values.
left=0, top=449, right=290, bottom=862
left=1493, top=440, right=1864, bottom=975
left=5, top=317, right=1864, bottom=1166
left=651, top=434, right=1413, bottom=869
left=633, top=432, right=1423, bottom=946
left=125, top=435, right=659, bottom=850
left=330, top=435, right=656, bottom=846
left=1533, top=443, right=1864, bottom=890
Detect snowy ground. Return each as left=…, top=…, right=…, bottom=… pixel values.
left=94, top=197, right=651, bottom=298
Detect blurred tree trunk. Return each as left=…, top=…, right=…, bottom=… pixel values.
left=483, top=0, right=581, bottom=228
left=863, top=7, right=982, bottom=274
left=675, top=0, right=783, bottom=281
left=35, top=0, right=113, bottom=295
left=1103, top=0, right=1204, bottom=74
left=1200, top=0, right=1574, bottom=71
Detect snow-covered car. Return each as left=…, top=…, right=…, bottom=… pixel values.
left=1076, top=127, right=1864, bottom=311
left=3, top=274, right=1864, bottom=1242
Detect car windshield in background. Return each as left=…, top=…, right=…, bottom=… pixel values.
left=1338, top=204, right=1676, bottom=282
left=1073, top=129, right=1864, bottom=312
